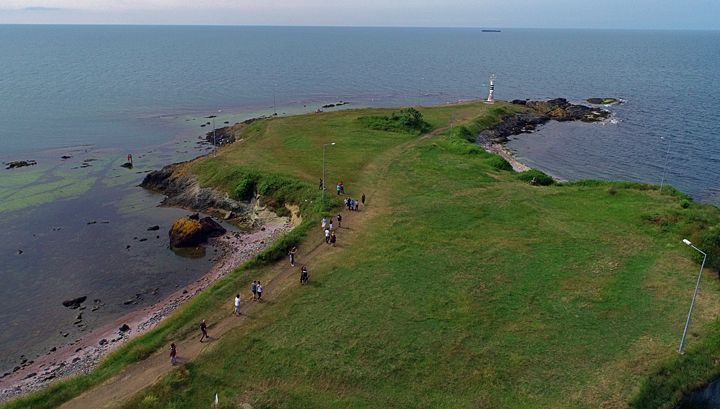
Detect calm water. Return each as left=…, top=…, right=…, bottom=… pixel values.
left=0, top=26, right=719, bottom=374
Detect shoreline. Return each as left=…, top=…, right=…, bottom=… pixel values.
left=0, top=217, right=293, bottom=402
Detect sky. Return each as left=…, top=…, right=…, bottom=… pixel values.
left=0, top=0, right=718, bottom=29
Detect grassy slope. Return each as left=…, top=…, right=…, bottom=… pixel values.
left=116, top=103, right=720, bottom=408
left=5, top=102, right=720, bottom=408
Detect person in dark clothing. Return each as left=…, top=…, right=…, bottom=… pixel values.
left=200, top=320, right=208, bottom=342
left=330, top=232, right=337, bottom=247
left=300, top=266, right=309, bottom=285
left=170, top=343, right=177, bottom=366
left=362, top=193, right=366, bottom=205
left=289, top=246, right=297, bottom=266
left=337, top=214, right=342, bottom=228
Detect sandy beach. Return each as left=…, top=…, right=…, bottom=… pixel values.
left=0, top=217, right=293, bottom=403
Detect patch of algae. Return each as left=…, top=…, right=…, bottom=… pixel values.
left=0, top=175, right=97, bottom=213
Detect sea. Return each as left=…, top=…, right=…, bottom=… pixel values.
left=0, top=25, right=718, bottom=376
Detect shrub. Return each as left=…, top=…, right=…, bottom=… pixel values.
left=516, top=169, right=554, bottom=186
left=698, top=226, right=720, bottom=273
left=608, top=186, right=618, bottom=195
left=681, top=200, right=691, bottom=209
left=359, top=108, right=431, bottom=134
left=234, top=174, right=258, bottom=201
left=487, top=155, right=513, bottom=171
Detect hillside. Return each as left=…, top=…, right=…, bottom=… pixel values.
left=6, top=101, right=720, bottom=409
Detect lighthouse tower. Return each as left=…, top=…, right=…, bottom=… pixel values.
left=485, top=74, right=496, bottom=104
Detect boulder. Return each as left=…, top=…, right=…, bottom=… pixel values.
left=169, top=216, right=226, bottom=248
left=147, top=225, right=160, bottom=231
left=62, top=296, right=87, bottom=309
left=120, top=162, right=133, bottom=169
left=119, top=324, right=130, bottom=332
left=5, top=160, right=37, bottom=170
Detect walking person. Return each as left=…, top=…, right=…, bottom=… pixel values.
left=330, top=232, right=337, bottom=247
left=321, top=216, right=327, bottom=230
left=337, top=214, right=342, bottom=228
left=200, top=320, right=209, bottom=342
left=300, top=266, right=309, bottom=285
left=289, top=246, right=297, bottom=266
left=340, top=181, right=345, bottom=194
left=354, top=200, right=359, bottom=211
left=325, top=228, right=331, bottom=244
left=362, top=193, right=366, bottom=205
left=256, top=281, right=263, bottom=302
left=336, top=183, right=341, bottom=196
left=234, top=294, right=241, bottom=316
left=170, top=343, right=177, bottom=366
left=251, top=280, right=257, bottom=301
left=329, top=220, right=334, bottom=231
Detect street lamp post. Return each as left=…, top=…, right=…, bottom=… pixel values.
left=211, top=108, right=222, bottom=155
left=322, top=142, right=336, bottom=204
left=678, top=238, right=708, bottom=354
left=659, top=136, right=672, bottom=192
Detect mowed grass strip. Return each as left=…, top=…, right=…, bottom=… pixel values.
left=114, top=104, right=720, bottom=408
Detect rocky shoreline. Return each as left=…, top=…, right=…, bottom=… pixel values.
left=476, top=98, right=612, bottom=172
left=0, top=160, right=296, bottom=403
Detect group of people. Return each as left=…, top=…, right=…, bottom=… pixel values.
left=321, top=215, right=339, bottom=246
left=170, top=188, right=369, bottom=366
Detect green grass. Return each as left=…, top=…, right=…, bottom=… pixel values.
left=5, top=101, right=720, bottom=409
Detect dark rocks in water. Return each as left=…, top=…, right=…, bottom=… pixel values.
left=87, top=221, right=97, bottom=225
left=5, top=160, right=37, bottom=170
left=477, top=98, right=611, bottom=145
left=525, top=98, right=610, bottom=122
left=119, top=324, right=130, bottom=332
left=168, top=216, right=226, bottom=248
left=224, top=121, right=229, bottom=124
left=99, top=339, right=108, bottom=346
left=322, top=103, right=336, bottom=108
left=139, top=238, right=147, bottom=242
left=200, top=124, right=206, bottom=127
left=61, top=155, right=72, bottom=160
left=511, top=99, right=527, bottom=105
left=17, top=249, right=23, bottom=255
left=147, top=225, right=160, bottom=231
left=586, top=97, right=621, bottom=105
left=126, top=245, right=131, bottom=250
left=120, top=162, right=133, bottom=169
left=62, top=296, right=87, bottom=309
left=123, top=299, right=135, bottom=305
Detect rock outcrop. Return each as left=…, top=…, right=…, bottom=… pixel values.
left=478, top=98, right=611, bottom=144
left=169, top=216, right=226, bottom=248
left=140, top=163, right=248, bottom=215
left=4, top=160, right=37, bottom=170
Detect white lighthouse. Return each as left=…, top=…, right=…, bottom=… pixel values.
left=485, top=74, right=496, bottom=104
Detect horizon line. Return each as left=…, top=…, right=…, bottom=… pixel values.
left=0, top=23, right=718, bottom=31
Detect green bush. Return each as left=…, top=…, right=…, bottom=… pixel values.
left=698, top=226, right=720, bottom=273
left=234, top=174, right=258, bottom=201
left=516, top=169, right=554, bottom=186
left=681, top=200, right=691, bottom=209
left=487, top=155, right=513, bottom=171
left=359, top=108, right=431, bottom=134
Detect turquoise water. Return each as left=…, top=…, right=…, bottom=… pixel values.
left=0, top=25, right=718, bottom=376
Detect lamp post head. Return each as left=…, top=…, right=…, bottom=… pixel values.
left=683, top=239, right=692, bottom=246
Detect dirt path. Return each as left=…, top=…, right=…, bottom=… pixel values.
left=57, top=138, right=402, bottom=409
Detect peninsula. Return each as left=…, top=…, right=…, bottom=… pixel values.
left=3, top=100, right=719, bottom=409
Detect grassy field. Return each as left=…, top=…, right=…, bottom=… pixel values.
left=5, top=101, right=720, bottom=409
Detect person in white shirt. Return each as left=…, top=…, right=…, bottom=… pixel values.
left=234, top=294, right=241, bottom=315
left=256, top=282, right=263, bottom=301
left=324, top=228, right=330, bottom=244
